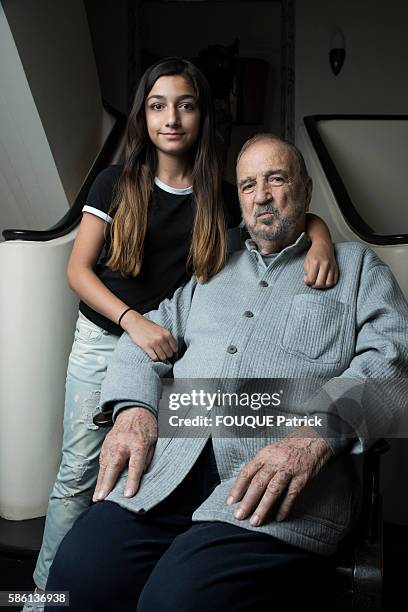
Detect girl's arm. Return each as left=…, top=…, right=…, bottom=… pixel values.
left=304, top=213, right=339, bottom=289
left=67, top=213, right=177, bottom=361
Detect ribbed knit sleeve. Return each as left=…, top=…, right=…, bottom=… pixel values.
left=308, top=249, right=408, bottom=456
left=99, top=276, right=198, bottom=420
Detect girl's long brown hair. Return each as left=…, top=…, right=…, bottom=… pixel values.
left=106, top=57, right=227, bottom=283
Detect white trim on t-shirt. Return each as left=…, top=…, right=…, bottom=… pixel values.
left=82, top=205, right=113, bottom=224
left=154, top=177, right=193, bottom=195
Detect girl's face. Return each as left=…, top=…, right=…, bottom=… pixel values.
left=145, top=75, right=201, bottom=158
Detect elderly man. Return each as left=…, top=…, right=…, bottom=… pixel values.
left=46, top=135, right=408, bottom=611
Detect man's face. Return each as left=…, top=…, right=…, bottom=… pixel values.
left=237, top=140, right=311, bottom=248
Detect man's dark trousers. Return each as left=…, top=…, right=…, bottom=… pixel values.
left=46, top=440, right=333, bottom=611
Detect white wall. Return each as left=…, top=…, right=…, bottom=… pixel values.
left=2, top=0, right=104, bottom=206
left=0, top=4, right=68, bottom=233
left=295, top=0, right=408, bottom=134
left=316, top=118, right=408, bottom=235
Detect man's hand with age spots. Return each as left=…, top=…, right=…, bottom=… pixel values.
left=93, top=407, right=157, bottom=502
left=227, top=427, right=333, bottom=526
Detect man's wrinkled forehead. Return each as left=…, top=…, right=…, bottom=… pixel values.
left=236, top=139, right=298, bottom=179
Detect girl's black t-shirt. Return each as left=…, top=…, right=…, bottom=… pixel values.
left=79, top=165, right=241, bottom=335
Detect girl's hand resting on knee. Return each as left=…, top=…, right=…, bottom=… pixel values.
left=303, top=239, right=339, bottom=289
left=120, top=309, right=178, bottom=361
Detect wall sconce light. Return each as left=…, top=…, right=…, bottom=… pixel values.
left=330, top=28, right=346, bottom=76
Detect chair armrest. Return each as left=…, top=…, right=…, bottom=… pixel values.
left=331, top=439, right=389, bottom=611
left=361, top=439, right=390, bottom=542
left=352, top=438, right=389, bottom=611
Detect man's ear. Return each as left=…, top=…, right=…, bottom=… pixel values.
left=304, top=177, right=313, bottom=212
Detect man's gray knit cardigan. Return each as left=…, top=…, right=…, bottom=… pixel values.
left=100, top=233, right=408, bottom=555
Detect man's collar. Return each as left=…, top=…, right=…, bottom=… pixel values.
left=245, top=232, right=311, bottom=257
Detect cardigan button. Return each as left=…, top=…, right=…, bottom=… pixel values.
left=243, top=311, right=254, bottom=318
left=259, top=280, right=269, bottom=287
left=227, top=345, right=238, bottom=354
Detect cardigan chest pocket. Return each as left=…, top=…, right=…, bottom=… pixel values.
left=279, top=294, right=347, bottom=364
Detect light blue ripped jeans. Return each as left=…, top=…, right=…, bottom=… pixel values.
left=33, top=312, right=119, bottom=589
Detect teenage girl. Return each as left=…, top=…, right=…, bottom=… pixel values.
left=29, top=57, right=338, bottom=602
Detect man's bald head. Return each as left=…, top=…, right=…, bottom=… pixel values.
left=236, top=133, right=309, bottom=182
